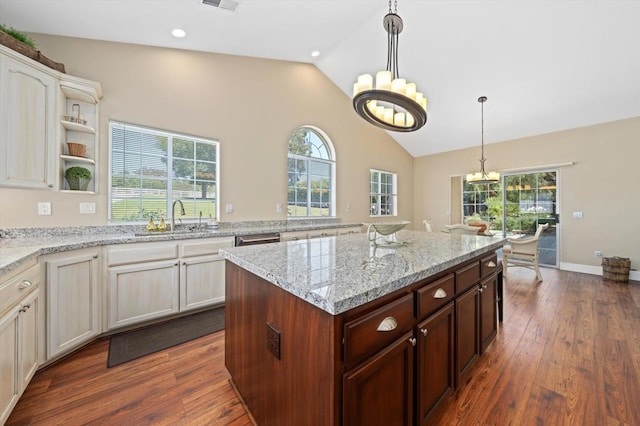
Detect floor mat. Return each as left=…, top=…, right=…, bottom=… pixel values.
left=107, top=307, right=224, bottom=368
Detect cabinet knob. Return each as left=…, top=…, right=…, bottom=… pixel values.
left=478, top=287, right=484, bottom=293
left=19, top=303, right=30, bottom=313
left=487, top=261, right=496, bottom=268
left=433, top=288, right=447, bottom=299
left=409, top=337, right=417, bottom=347
left=47, top=184, right=53, bottom=188
left=420, top=328, right=428, bottom=336
left=93, top=255, right=99, bottom=259
left=482, top=284, right=488, bottom=290
left=18, top=280, right=32, bottom=289
left=376, top=316, right=398, bottom=332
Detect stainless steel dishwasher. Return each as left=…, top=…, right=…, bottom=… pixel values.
left=235, top=232, right=280, bottom=246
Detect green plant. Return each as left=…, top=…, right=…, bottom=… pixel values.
left=64, top=166, right=92, bottom=180
left=0, top=24, right=36, bottom=49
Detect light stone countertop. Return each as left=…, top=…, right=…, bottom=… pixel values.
left=0, top=221, right=362, bottom=279
left=220, top=230, right=506, bottom=315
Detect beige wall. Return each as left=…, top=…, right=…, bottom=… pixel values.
left=0, top=35, right=414, bottom=227
left=413, top=116, right=640, bottom=271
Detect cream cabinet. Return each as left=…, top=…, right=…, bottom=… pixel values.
left=105, top=237, right=233, bottom=330
left=0, top=46, right=57, bottom=189
left=0, top=262, right=41, bottom=425
left=45, top=248, right=100, bottom=359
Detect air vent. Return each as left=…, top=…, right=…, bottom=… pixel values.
left=202, top=0, right=239, bottom=11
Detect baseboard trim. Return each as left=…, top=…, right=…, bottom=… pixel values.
left=560, top=262, right=639, bottom=281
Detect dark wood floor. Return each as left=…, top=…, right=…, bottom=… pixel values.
left=8, top=268, right=640, bottom=425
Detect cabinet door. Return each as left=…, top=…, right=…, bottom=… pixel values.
left=108, top=259, right=179, bottom=329
left=47, top=250, right=100, bottom=359
left=0, top=54, right=56, bottom=189
left=480, top=274, right=498, bottom=353
left=416, top=302, right=455, bottom=425
left=456, top=285, right=480, bottom=385
left=18, top=289, right=40, bottom=393
left=343, top=331, right=414, bottom=426
left=180, top=254, right=225, bottom=312
left=0, top=305, right=19, bottom=425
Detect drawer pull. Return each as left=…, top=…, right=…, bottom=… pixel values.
left=420, top=328, right=428, bottom=336
left=433, top=288, right=447, bottom=299
left=376, top=316, right=398, bottom=332
left=19, top=303, right=31, bottom=313
left=409, top=337, right=417, bottom=347
left=487, top=261, right=496, bottom=268
left=18, top=280, right=33, bottom=289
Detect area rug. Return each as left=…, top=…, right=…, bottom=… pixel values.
left=107, top=307, right=225, bottom=368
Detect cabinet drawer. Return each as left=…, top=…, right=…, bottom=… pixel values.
left=480, top=254, right=499, bottom=278
left=0, top=262, right=40, bottom=314
left=343, top=293, right=413, bottom=369
left=106, top=242, right=178, bottom=266
left=455, top=262, right=480, bottom=294
left=181, top=238, right=234, bottom=258
left=416, top=274, right=455, bottom=320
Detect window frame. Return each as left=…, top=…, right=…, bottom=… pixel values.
left=108, top=121, right=220, bottom=224
left=287, top=125, right=336, bottom=218
left=370, top=169, right=398, bottom=217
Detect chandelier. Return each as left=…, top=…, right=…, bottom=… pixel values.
left=352, top=0, right=427, bottom=132
left=467, top=96, right=499, bottom=185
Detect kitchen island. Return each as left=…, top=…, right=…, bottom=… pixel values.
left=220, top=230, right=505, bottom=426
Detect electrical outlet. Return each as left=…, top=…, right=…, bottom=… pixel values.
left=594, top=250, right=602, bottom=257
left=225, top=204, right=233, bottom=213
left=37, top=202, right=52, bottom=215
left=572, top=211, right=583, bottom=219
left=276, top=203, right=282, bottom=213
left=80, top=202, right=96, bottom=214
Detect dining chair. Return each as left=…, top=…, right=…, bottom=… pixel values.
left=502, top=223, right=549, bottom=282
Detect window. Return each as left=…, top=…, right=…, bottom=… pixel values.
left=370, top=169, right=397, bottom=216
left=462, top=178, right=501, bottom=222
left=287, top=126, right=335, bottom=217
left=109, top=122, right=219, bottom=223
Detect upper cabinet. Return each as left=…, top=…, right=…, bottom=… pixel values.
left=0, top=44, right=102, bottom=192
left=58, top=78, right=102, bottom=193
left=0, top=47, right=57, bottom=189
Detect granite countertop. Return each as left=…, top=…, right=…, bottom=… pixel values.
left=220, top=230, right=506, bottom=315
left=0, top=220, right=363, bottom=279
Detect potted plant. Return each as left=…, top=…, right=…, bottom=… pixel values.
left=64, top=166, right=92, bottom=191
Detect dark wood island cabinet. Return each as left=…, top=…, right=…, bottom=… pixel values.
left=221, top=231, right=504, bottom=426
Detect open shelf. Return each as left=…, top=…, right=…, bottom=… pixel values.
left=61, top=120, right=95, bottom=134
left=60, top=154, right=95, bottom=165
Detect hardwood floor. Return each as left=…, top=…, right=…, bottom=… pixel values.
left=7, top=268, right=640, bottom=425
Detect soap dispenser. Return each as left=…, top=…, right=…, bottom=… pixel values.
left=146, top=218, right=157, bottom=232
left=158, top=217, right=167, bottom=232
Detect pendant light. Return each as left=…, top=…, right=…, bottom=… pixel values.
left=467, top=96, right=499, bottom=185
left=352, top=0, right=427, bottom=132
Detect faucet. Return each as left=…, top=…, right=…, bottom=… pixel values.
left=171, top=200, right=185, bottom=232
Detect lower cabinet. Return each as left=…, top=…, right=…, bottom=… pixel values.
left=105, top=237, right=233, bottom=330
left=107, top=259, right=180, bottom=329
left=343, top=332, right=414, bottom=426
left=0, top=262, right=41, bottom=425
left=45, top=248, right=100, bottom=359
left=416, top=302, right=455, bottom=425
left=480, top=274, right=498, bottom=352
left=456, top=285, right=481, bottom=383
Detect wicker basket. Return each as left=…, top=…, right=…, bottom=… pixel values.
left=602, top=256, right=631, bottom=283
left=65, top=176, right=90, bottom=191
left=67, top=142, right=87, bottom=157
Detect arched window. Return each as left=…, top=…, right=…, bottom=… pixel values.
left=287, top=126, right=336, bottom=217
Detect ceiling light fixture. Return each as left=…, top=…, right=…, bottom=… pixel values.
left=352, top=0, right=427, bottom=132
left=311, top=50, right=320, bottom=57
left=467, top=96, right=499, bottom=185
left=172, top=28, right=186, bottom=38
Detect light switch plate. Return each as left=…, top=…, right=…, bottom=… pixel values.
left=37, top=202, right=52, bottom=215
left=80, top=202, right=96, bottom=214
left=225, top=204, right=233, bottom=213
left=572, top=211, right=583, bottom=219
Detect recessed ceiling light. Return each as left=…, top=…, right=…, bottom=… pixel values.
left=172, top=29, right=186, bottom=38
left=311, top=50, right=320, bottom=57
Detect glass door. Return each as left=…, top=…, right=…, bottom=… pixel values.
left=503, top=171, right=558, bottom=267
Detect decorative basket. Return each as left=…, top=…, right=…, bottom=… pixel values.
left=602, top=256, right=631, bottom=283
left=66, top=176, right=90, bottom=191
left=67, top=142, right=87, bottom=157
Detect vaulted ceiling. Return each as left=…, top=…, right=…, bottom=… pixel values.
left=2, top=0, right=639, bottom=157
